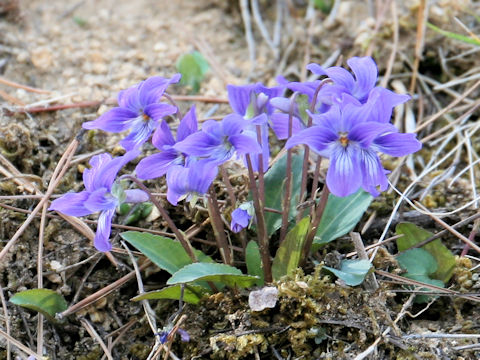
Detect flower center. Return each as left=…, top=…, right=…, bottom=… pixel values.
left=338, top=132, right=349, bottom=147
left=142, top=113, right=150, bottom=122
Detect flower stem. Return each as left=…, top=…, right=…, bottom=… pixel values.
left=297, top=79, right=332, bottom=222
left=207, top=186, right=233, bottom=265
left=127, top=176, right=197, bottom=262
left=245, top=154, right=272, bottom=283
left=300, top=185, right=330, bottom=267
left=280, top=93, right=298, bottom=243
left=255, top=124, right=265, bottom=204
left=309, top=156, right=322, bottom=218
left=220, top=165, right=236, bottom=207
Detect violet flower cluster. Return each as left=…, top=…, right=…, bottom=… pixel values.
left=50, top=56, right=421, bottom=250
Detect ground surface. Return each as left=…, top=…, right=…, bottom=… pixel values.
left=1, top=0, right=480, bottom=359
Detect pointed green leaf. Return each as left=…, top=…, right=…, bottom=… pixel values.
left=397, top=248, right=437, bottom=276
left=396, top=248, right=445, bottom=303
left=396, top=222, right=456, bottom=282
left=246, top=241, right=264, bottom=286
left=313, top=189, right=372, bottom=249
left=131, top=284, right=208, bottom=305
left=176, top=51, right=210, bottom=93
left=262, top=150, right=304, bottom=236
left=324, top=259, right=373, bottom=286
left=272, top=216, right=310, bottom=280
left=167, top=263, right=258, bottom=288
left=121, top=231, right=212, bottom=274
left=10, top=289, right=67, bottom=321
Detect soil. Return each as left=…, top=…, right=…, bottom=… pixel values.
left=1, top=0, right=480, bottom=359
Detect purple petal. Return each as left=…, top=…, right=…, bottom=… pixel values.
left=360, top=149, right=388, bottom=197
left=324, top=67, right=355, bottom=91
left=222, top=114, right=247, bottom=136
left=93, top=150, right=140, bottom=190
left=120, top=122, right=155, bottom=150
left=83, top=153, right=113, bottom=192
left=227, top=84, right=255, bottom=115
left=177, top=106, right=198, bottom=141
left=365, top=87, right=410, bottom=123
left=230, top=208, right=251, bottom=233
left=138, top=75, right=180, bottom=106
left=373, top=132, right=422, bottom=156
left=94, top=209, right=115, bottom=252
left=349, top=121, right=398, bottom=148
left=125, top=189, right=149, bottom=203
left=49, top=191, right=92, bottom=216
left=143, top=103, right=177, bottom=122
left=82, top=107, right=138, bottom=132
left=188, top=160, right=218, bottom=195
left=135, top=150, right=180, bottom=180
left=84, top=188, right=117, bottom=213
left=177, top=329, right=190, bottom=342
left=174, top=131, right=220, bottom=157
left=306, top=63, right=328, bottom=76
left=270, top=113, right=305, bottom=140
left=229, top=134, right=262, bottom=155
left=286, top=125, right=337, bottom=154
left=326, top=145, right=362, bottom=197
left=166, top=165, right=189, bottom=205
left=152, top=120, right=175, bottom=149
left=117, top=86, right=141, bottom=111
left=347, top=56, right=378, bottom=101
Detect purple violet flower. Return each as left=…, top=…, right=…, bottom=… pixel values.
left=173, top=114, right=262, bottom=165
left=230, top=202, right=254, bottom=233
left=49, top=150, right=148, bottom=252
left=307, top=57, right=409, bottom=115
left=166, top=160, right=218, bottom=206
left=83, top=75, right=180, bottom=150
left=135, top=106, right=198, bottom=180
left=286, top=97, right=422, bottom=197
left=227, top=83, right=284, bottom=172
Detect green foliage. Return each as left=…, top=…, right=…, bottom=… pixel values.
left=245, top=240, right=264, bottom=286
left=313, top=189, right=372, bottom=249
left=427, top=22, right=480, bottom=47
left=167, top=263, right=259, bottom=288
left=119, top=203, right=153, bottom=225
left=262, top=150, right=304, bottom=236
left=272, top=216, right=310, bottom=280
left=176, top=51, right=210, bottom=93
left=120, top=231, right=212, bottom=274
left=323, top=259, right=373, bottom=286
left=131, top=284, right=208, bottom=305
left=10, top=289, right=67, bottom=321
left=313, top=0, right=333, bottom=14
left=396, top=222, right=456, bottom=282
left=396, top=248, right=445, bottom=303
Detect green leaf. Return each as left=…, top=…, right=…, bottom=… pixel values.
left=10, top=289, right=67, bottom=321
left=396, top=222, right=456, bottom=282
left=272, top=216, right=310, bottom=280
left=427, top=22, right=480, bottom=47
left=396, top=248, right=445, bottom=303
left=262, top=150, right=304, bottom=236
left=324, top=259, right=373, bottom=286
left=124, top=203, right=153, bottom=225
left=131, top=284, right=208, bottom=305
left=397, top=248, right=437, bottom=276
left=246, top=241, right=264, bottom=286
left=167, top=263, right=259, bottom=288
left=121, top=231, right=212, bottom=274
left=176, top=51, right=210, bottom=93
left=313, top=189, right=372, bottom=249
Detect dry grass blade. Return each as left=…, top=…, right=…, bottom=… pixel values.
left=0, top=76, right=51, bottom=94
left=58, top=261, right=150, bottom=318
left=376, top=270, right=480, bottom=303
left=80, top=318, right=113, bottom=360
left=0, top=328, right=43, bottom=359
